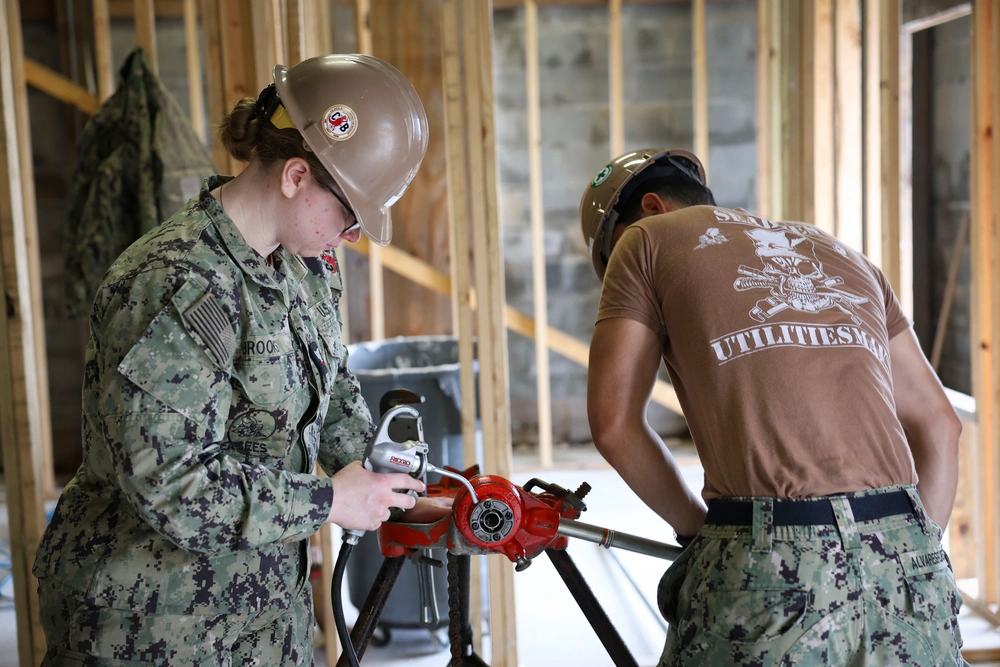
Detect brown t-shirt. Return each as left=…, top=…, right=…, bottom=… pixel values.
left=598, top=206, right=916, bottom=500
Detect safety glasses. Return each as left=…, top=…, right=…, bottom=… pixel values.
left=318, top=180, right=361, bottom=236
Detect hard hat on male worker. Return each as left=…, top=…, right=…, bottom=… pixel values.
left=580, top=148, right=707, bottom=281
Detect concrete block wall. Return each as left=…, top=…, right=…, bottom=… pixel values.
left=493, top=1, right=758, bottom=443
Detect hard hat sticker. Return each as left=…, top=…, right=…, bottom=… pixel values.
left=323, top=105, right=358, bottom=141
left=591, top=164, right=613, bottom=187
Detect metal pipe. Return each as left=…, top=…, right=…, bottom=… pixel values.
left=558, top=519, right=683, bottom=562
left=427, top=462, right=479, bottom=504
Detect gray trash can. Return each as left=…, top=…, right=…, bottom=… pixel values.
left=344, top=335, right=478, bottom=638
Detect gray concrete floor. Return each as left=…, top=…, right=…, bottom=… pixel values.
left=5, top=442, right=1000, bottom=666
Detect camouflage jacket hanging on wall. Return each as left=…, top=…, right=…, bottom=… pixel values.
left=36, top=176, right=375, bottom=613
left=64, top=47, right=217, bottom=319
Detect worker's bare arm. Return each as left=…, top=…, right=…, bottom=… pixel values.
left=889, top=327, right=962, bottom=530
left=588, top=317, right=706, bottom=537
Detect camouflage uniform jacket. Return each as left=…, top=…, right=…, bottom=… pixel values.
left=64, top=47, right=216, bottom=319
left=35, top=176, right=374, bottom=614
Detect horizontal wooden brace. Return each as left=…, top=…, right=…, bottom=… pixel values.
left=349, top=237, right=684, bottom=415
left=23, top=59, right=101, bottom=115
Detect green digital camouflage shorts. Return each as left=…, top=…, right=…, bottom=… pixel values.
left=38, top=579, right=315, bottom=666
left=657, top=485, right=968, bottom=666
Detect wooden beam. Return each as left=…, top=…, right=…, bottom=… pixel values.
left=812, top=0, right=835, bottom=234
left=440, top=0, right=482, bottom=648
left=901, top=0, right=971, bottom=31
left=0, top=1, right=49, bottom=663
left=23, top=58, right=101, bottom=115
left=961, top=647, right=1000, bottom=663
left=201, top=0, right=229, bottom=171
left=318, top=521, right=340, bottom=660
left=863, top=0, right=901, bottom=285
left=779, top=0, right=805, bottom=222
left=525, top=0, right=553, bottom=468
left=184, top=0, right=206, bottom=142
left=202, top=0, right=255, bottom=174
left=303, top=0, right=332, bottom=58
left=493, top=0, right=743, bottom=7
left=988, top=0, right=1000, bottom=606
left=834, top=0, right=864, bottom=250
left=108, top=0, right=191, bottom=17
left=880, top=0, right=901, bottom=291
left=288, top=0, right=308, bottom=66
left=94, top=0, right=115, bottom=101
left=251, top=0, right=286, bottom=92
left=609, top=0, right=624, bottom=157
left=10, top=4, right=55, bottom=517
left=930, top=214, right=969, bottom=372
left=971, top=0, right=1000, bottom=605
left=354, top=0, right=383, bottom=341
left=458, top=2, right=517, bottom=660
left=692, top=0, right=708, bottom=172
left=134, top=0, right=159, bottom=73
left=755, top=0, right=771, bottom=217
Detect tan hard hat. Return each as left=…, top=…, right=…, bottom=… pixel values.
left=580, top=148, right=706, bottom=281
left=272, top=54, right=429, bottom=246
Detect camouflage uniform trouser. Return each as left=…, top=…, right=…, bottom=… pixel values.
left=657, top=485, right=968, bottom=666
left=38, top=579, right=315, bottom=666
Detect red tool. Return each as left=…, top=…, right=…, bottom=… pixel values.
left=342, top=464, right=680, bottom=667
left=377, top=466, right=584, bottom=569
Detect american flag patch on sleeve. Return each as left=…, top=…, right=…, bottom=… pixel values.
left=185, top=293, right=237, bottom=368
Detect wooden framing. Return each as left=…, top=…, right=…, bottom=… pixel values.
left=757, top=0, right=789, bottom=220
left=202, top=0, right=256, bottom=175
left=524, top=0, right=553, bottom=468
left=902, top=0, right=973, bottom=32
left=494, top=0, right=745, bottom=6
left=756, top=0, right=807, bottom=223
left=835, top=0, right=864, bottom=250
left=94, top=0, right=115, bottom=100
left=250, top=1, right=285, bottom=92
left=692, top=0, right=708, bottom=173
left=286, top=0, right=307, bottom=66
left=109, top=0, right=197, bottom=17
left=812, top=0, right=835, bottom=234
left=1, top=2, right=49, bottom=663
left=23, top=59, right=101, bottom=115
left=202, top=0, right=229, bottom=171
left=440, top=0, right=483, bottom=649
left=440, top=1, right=519, bottom=662
left=608, top=0, right=624, bottom=157
left=134, top=0, right=159, bottom=72
left=971, top=0, right=1000, bottom=607
left=11, top=15, right=55, bottom=508
left=863, top=0, right=901, bottom=289
left=183, top=0, right=205, bottom=141
left=353, top=0, right=385, bottom=342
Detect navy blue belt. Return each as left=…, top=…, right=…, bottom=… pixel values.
left=705, top=490, right=915, bottom=527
